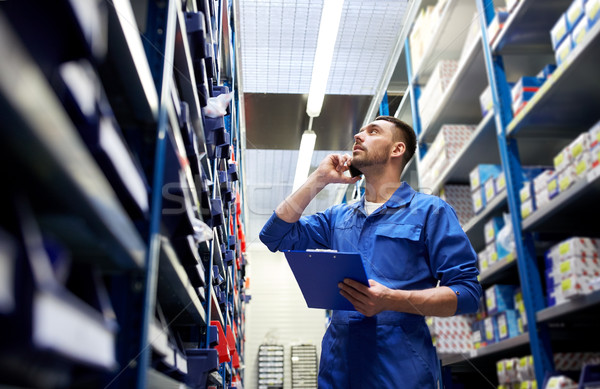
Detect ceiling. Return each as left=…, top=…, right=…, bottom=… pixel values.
left=236, top=0, right=415, bottom=243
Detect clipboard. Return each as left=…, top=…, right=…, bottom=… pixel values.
left=284, top=250, right=369, bottom=311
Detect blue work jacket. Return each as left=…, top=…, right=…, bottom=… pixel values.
left=260, top=182, right=482, bottom=388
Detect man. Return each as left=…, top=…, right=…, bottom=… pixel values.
left=260, top=116, right=481, bottom=388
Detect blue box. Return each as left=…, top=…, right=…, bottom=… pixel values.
left=511, top=76, right=545, bottom=103
left=486, top=284, right=517, bottom=315
left=471, top=186, right=487, bottom=214
left=537, top=64, right=557, bottom=80
left=497, top=310, right=521, bottom=341
left=547, top=173, right=560, bottom=199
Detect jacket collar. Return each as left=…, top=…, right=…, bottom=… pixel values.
left=348, top=182, right=416, bottom=212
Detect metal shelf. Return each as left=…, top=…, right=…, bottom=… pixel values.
left=522, top=166, right=600, bottom=234
left=147, top=368, right=190, bottom=389
left=0, top=13, right=146, bottom=270
left=441, top=333, right=530, bottom=366
left=493, top=0, right=571, bottom=54
left=394, top=88, right=413, bottom=125
left=158, top=237, right=207, bottom=326
left=173, top=1, right=211, bottom=178
left=106, top=0, right=159, bottom=124
left=428, top=113, right=498, bottom=195
left=507, top=20, right=600, bottom=137
left=412, top=0, right=478, bottom=83
left=463, top=191, right=508, bottom=252
left=419, top=36, right=487, bottom=143
left=210, top=286, right=225, bottom=326
left=537, top=290, right=600, bottom=323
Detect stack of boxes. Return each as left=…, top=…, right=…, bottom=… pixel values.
left=551, top=0, right=600, bottom=67
left=477, top=214, right=513, bottom=273
left=408, top=0, right=449, bottom=71
left=418, top=60, right=460, bottom=129
left=470, top=164, right=504, bottom=214
left=419, top=124, right=476, bottom=189
left=496, top=353, right=600, bottom=389
left=439, top=185, right=475, bottom=227
left=522, top=121, right=600, bottom=219
left=544, top=237, right=600, bottom=307
left=487, top=9, right=509, bottom=46
left=427, top=315, right=474, bottom=355
left=497, top=356, right=536, bottom=389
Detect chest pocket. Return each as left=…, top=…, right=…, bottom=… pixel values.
left=369, top=223, right=427, bottom=283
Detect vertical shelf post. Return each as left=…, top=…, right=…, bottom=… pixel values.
left=476, top=0, right=554, bottom=385
left=138, top=1, right=178, bottom=388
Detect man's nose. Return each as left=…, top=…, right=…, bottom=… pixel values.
left=354, top=132, right=363, bottom=142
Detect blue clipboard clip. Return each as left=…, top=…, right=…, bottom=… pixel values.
left=284, top=250, right=369, bottom=311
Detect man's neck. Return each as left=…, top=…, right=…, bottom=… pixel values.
left=363, top=166, right=403, bottom=203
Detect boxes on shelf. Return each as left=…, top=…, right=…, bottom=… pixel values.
left=420, top=124, right=476, bottom=188
left=547, top=172, right=560, bottom=199
left=536, top=64, right=557, bottom=80
left=587, top=0, right=600, bottom=26
left=419, top=60, right=460, bottom=128
left=427, top=315, right=474, bottom=354
left=471, top=186, right=486, bottom=214
left=545, top=375, right=578, bottom=389
left=572, top=15, right=590, bottom=46
left=551, top=13, right=569, bottom=50
left=439, top=185, right=475, bottom=227
left=470, top=164, right=503, bottom=192
left=497, top=357, right=519, bottom=385
left=409, top=1, right=447, bottom=71
left=486, top=284, right=516, bottom=315
left=497, top=309, right=521, bottom=341
left=483, top=316, right=498, bottom=344
left=513, top=288, right=527, bottom=332
left=553, top=352, right=600, bottom=371
left=511, top=76, right=545, bottom=116
left=484, top=216, right=505, bottom=245
left=558, top=163, right=577, bottom=192
left=521, top=197, right=535, bottom=220
left=566, top=0, right=586, bottom=30
left=555, top=34, right=574, bottom=67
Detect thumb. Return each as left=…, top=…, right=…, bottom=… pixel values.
left=368, top=279, right=378, bottom=287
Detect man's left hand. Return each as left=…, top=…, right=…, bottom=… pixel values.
left=338, top=279, right=392, bottom=317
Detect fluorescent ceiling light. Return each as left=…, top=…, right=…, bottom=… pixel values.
left=306, top=0, right=344, bottom=117
left=292, top=130, right=317, bottom=192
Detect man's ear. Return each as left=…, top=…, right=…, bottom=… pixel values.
left=391, top=141, right=406, bottom=160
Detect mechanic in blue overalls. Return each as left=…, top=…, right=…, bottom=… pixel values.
left=260, top=116, right=482, bottom=388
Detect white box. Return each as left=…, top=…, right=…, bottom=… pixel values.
left=521, top=198, right=535, bottom=220
left=572, top=15, right=589, bottom=46
left=587, top=0, right=600, bottom=27
left=520, top=181, right=532, bottom=202
left=496, top=172, right=507, bottom=193
left=536, top=188, right=551, bottom=210
left=484, top=177, right=497, bottom=203
left=558, top=163, right=578, bottom=192
left=555, top=34, right=574, bottom=67
left=566, top=0, right=586, bottom=30
left=554, top=256, right=600, bottom=282
left=550, top=13, right=569, bottom=50
left=471, top=187, right=485, bottom=214
left=589, top=121, right=600, bottom=149
left=533, top=169, right=555, bottom=194
left=547, top=237, right=600, bottom=264
left=553, top=145, right=572, bottom=173
left=574, top=151, right=594, bottom=178
left=568, top=132, right=591, bottom=160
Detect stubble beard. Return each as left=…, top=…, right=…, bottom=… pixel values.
left=352, top=145, right=391, bottom=170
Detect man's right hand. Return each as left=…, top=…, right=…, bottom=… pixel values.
left=312, top=154, right=361, bottom=187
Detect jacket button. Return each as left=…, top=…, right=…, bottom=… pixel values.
left=455, top=291, right=460, bottom=295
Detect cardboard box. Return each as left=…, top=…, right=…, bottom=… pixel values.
left=536, top=64, right=557, bottom=80
left=547, top=237, right=600, bottom=264
left=554, top=256, right=600, bottom=281
left=536, top=188, right=551, bottom=210
left=566, top=0, right=586, bottom=31
left=484, top=216, right=505, bottom=244
left=471, top=186, right=486, bottom=214
left=589, top=120, right=600, bottom=149
left=486, top=284, right=516, bottom=315
left=555, top=34, right=574, bottom=67
left=497, top=310, right=520, bottom=341
left=486, top=241, right=499, bottom=267
left=572, top=15, right=589, bottom=46
left=520, top=181, right=533, bottom=203
left=569, top=132, right=591, bottom=160
left=547, top=172, right=560, bottom=199
left=558, top=163, right=578, bottom=192
left=558, top=273, right=592, bottom=299
left=587, top=0, right=600, bottom=27
left=521, top=198, right=535, bottom=220
left=574, top=151, right=594, bottom=178
left=488, top=10, right=509, bottom=45
left=517, top=356, right=535, bottom=382
left=483, top=316, right=498, bottom=344
left=470, top=164, right=503, bottom=192
left=484, top=176, right=497, bottom=204
left=533, top=169, right=555, bottom=194
left=511, top=76, right=544, bottom=104
left=496, top=172, right=507, bottom=193
left=550, top=13, right=569, bottom=50
left=440, top=184, right=475, bottom=226
left=553, top=145, right=573, bottom=173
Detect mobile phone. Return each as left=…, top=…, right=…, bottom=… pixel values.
left=349, top=164, right=363, bottom=177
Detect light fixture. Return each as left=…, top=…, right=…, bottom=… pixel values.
left=306, top=0, right=345, bottom=117
left=292, top=125, right=317, bottom=192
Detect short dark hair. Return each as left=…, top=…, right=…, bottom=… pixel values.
left=375, top=115, right=417, bottom=167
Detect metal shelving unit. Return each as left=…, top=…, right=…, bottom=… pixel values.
left=0, top=0, right=248, bottom=388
